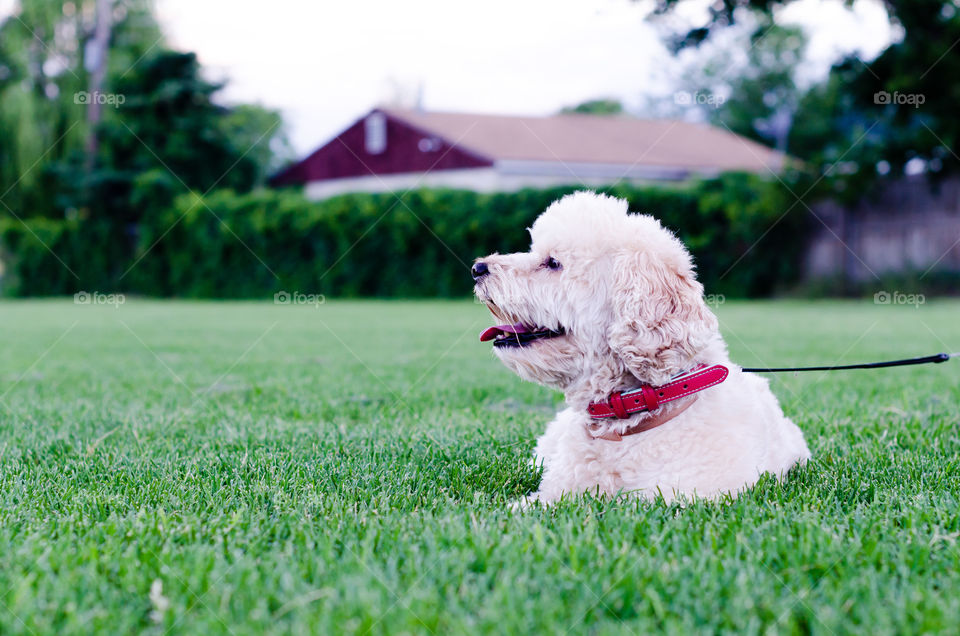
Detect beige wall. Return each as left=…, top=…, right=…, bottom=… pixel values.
left=302, top=161, right=717, bottom=199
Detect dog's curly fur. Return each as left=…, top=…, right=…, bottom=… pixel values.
left=474, top=191, right=810, bottom=505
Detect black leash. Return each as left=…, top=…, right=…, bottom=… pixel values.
left=742, top=352, right=955, bottom=373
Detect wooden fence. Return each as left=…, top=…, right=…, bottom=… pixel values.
left=805, top=176, right=960, bottom=282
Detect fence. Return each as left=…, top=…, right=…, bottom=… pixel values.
left=805, top=176, right=960, bottom=282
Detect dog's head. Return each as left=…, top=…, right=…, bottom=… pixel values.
left=473, top=191, right=717, bottom=396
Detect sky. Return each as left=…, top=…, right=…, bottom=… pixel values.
left=128, top=0, right=897, bottom=155
left=0, top=0, right=896, bottom=155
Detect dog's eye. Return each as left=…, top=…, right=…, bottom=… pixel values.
left=544, top=257, right=562, bottom=271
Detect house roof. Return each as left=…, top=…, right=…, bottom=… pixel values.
left=380, top=108, right=785, bottom=173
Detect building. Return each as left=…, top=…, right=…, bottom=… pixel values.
left=271, top=107, right=786, bottom=199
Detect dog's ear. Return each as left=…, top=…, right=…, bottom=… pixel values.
left=607, top=249, right=717, bottom=385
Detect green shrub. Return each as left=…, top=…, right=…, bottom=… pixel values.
left=0, top=217, right=129, bottom=296
left=1, top=176, right=809, bottom=298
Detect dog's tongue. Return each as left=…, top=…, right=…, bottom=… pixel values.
left=479, top=323, right=530, bottom=342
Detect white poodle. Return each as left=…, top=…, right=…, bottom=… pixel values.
left=472, top=191, right=810, bottom=505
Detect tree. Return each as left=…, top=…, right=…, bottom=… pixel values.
left=560, top=99, right=625, bottom=115
left=1, top=0, right=289, bottom=225
left=0, top=0, right=90, bottom=218
left=652, top=0, right=960, bottom=187
left=0, top=0, right=160, bottom=219
left=670, top=19, right=806, bottom=152
left=219, top=105, right=295, bottom=186
left=714, top=23, right=805, bottom=152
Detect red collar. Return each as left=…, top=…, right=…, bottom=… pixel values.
left=585, top=364, right=728, bottom=438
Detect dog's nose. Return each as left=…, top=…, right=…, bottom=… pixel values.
left=471, top=262, right=489, bottom=280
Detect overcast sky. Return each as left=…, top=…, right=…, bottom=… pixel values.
left=9, top=0, right=897, bottom=155
left=152, top=0, right=897, bottom=155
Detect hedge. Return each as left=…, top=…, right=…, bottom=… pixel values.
left=0, top=218, right=130, bottom=296
left=0, top=175, right=809, bottom=298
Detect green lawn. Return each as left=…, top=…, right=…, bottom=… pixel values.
left=1, top=298, right=959, bottom=635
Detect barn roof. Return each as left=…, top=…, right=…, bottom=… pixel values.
left=381, top=108, right=785, bottom=173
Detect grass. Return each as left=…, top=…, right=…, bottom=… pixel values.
left=1, top=298, right=959, bottom=635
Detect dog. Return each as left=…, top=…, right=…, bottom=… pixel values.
left=473, top=191, right=810, bottom=505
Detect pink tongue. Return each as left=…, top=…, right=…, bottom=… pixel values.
left=479, top=323, right=530, bottom=342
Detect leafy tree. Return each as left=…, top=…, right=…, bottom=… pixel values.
left=0, top=0, right=160, bottom=218
left=712, top=23, right=805, bottom=152
left=89, top=51, right=290, bottom=226
left=1, top=0, right=289, bottom=226
left=653, top=0, right=960, bottom=187
left=852, top=1, right=960, bottom=178
left=0, top=0, right=89, bottom=218
left=220, top=104, right=295, bottom=185
left=670, top=19, right=806, bottom=152
left=560, top=99, right=625, bottom=115
left=90, top=51, right=252, bottom=219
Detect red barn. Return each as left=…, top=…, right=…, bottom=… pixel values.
left=271, top=107, right=786, bottom=199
